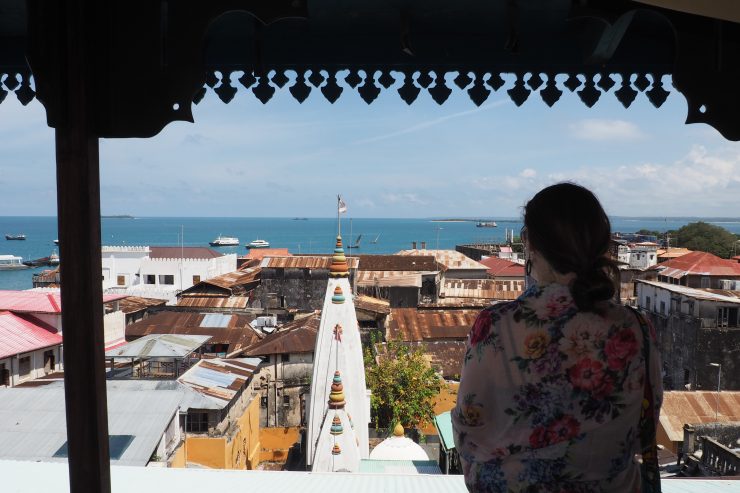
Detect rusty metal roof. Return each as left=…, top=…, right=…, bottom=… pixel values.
left=440, top=279, right=523, bottom=300
left=478, top=257, right=525, bottom=278
left=357, top=255, right=439, bottom=272
left=244, top=248, right=291, bottom=261
left=177, top=357, right=261, bottom=408
left=375, top=340, right=465, bottom=379
left=244, top=312, right=320, bottom=356
left=176, top=296, right=250, bottom=310
left=149, top=246, right=224, bottom=259
left=656, top=248, right=693, bottom=259
left=356, top=270, right=424, bottom=288
left=180, top=267, right=260, bottom=298
left=396, top=250, right=488, bottom=271
left=659, top=391, right=740, bottom=443
left=105, top=334, right=211, bottom=358
left=107, top=296, right=166, bottom=315
left=639, top=280, right=740, bottom=304
left=354, top=295, right=390, bottom=315
left=655, top=251, right=740, bottom=278
left=386, top=308, right=479, bottom=342
left=261, top=255, right=359, bottom=270
left=125, top=311, right=261, bottom=355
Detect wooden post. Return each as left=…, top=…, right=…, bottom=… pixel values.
left=55, top=1, right=111, bottom=492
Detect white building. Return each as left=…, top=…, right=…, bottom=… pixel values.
left=102, top=246, right=236, bottom=301
left=628, top=242, right=659, bottom=270
left=0, top=311, right=63, bottom=387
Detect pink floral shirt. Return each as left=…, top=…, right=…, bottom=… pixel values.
left=452, top=283, right=662, bottom=492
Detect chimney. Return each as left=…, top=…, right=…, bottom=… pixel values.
left=421, top=241, right=427, bottom=249
left=412, top=241, right=417, bottom=249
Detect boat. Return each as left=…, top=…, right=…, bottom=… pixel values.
left=247, top=239, right=270, bottom=249
left=5, top=234, right=26, bottom=240
left=53, top=239, right=59, bottom=245
left=0, top=255, right=29, bottom=270
left=209, top=235, right=239, bottom=246
left=371, top=233, right=381, bottom=244
left=49, top=251, right=60, bottom=265
left=476, top=221, right=498, bottom=228
left=346, top=234, right=362, bottom=250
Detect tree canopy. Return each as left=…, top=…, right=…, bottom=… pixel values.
left=364, top=339, right=441, bottom=430
left=675, top=221, right=739, bottom=258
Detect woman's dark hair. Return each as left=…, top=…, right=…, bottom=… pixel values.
left=523, top=182, right=619, bottom=311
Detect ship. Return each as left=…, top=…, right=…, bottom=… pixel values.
left=0, top=255, right=29, bottom=270
left=209, top=235, right=239, bottom=246
left=5, top=234, right=26, bottom=240
left=247, top=239, right=270, bottom=249
left=476, top=221, right=498, bottom=228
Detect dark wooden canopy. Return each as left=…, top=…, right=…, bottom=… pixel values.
left=1, top=1, right=740, bottom=492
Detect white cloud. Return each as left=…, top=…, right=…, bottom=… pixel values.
left=569, top=119, right=644, bottom=141
left=520, top=168, right=537, bottom=178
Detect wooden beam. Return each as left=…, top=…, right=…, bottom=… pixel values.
left=55, top=1, right=111, bottom=492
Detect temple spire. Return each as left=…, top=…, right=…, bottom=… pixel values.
left=328, top=370, right=346, bottom=409
left=329, top=236, right=350, bottom=278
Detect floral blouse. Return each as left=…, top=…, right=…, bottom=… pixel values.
left=452, top=282, right=663, bottom=493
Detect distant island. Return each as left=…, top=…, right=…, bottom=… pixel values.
left=102, top=215, right=135, bottom=219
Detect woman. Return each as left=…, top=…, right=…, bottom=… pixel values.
left=452, top=183, right=662, bottom=492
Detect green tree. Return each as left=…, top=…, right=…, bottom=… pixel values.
left=364, top=339, right=441, bottom=430
left=675, top=221, right=738, bottom=258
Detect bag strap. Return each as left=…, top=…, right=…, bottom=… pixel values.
left=628, top=306, right=661, bottom=492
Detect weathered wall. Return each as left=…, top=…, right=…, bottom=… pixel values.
left=225, top=396, right=261, bottom=470
left=256, top=268, right=331, bottom=312
left=169, top=444, right=186, bottom=468
left=259, top=427, right=301, bottom=463
left=254, top=358, right=312, bottom=428
left=186, top=436, right=226, bottom=468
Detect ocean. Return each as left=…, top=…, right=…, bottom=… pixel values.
left=1, top=215, right=739, bottom=290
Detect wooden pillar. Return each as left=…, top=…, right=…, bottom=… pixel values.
left=55, top=1, right=111, bottom=492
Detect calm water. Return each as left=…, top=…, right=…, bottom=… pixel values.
left=1, top=215, right=739, bottom=290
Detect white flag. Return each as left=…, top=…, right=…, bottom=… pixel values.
left=338, top=196, right=347, bottom=214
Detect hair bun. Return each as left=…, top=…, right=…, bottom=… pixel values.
left=571, top=265, right=616, bottom=311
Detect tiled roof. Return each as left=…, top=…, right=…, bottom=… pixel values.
left=245, top=312, right=320, bottom=356
left=654, top=251, right=740, bottom=278
left=478, top=257, right=525, bottom=277
left=659, top=391, right=740, bottom=443
left=149, top=246, right=223, bottom=259
left=396, top=250, right=488, bottom=271
left=357, top=255, right=439, bottom=272
left=387, top=308, right=479, bottom=341
left=0, top=311, right=63, bottom=359
left=0, top=290, right=124, bottom=314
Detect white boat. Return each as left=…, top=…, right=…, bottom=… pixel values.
left=247, top=239, right=270, bottom=249
left=476, top=221, right=497, bottom=228
left=0, top=255, right=29, bottom=270
left=49, top=251, right=60, bottom=265
left=53, top=239, right=59, bottom=245
left=209, top=235, right=239, bottom=247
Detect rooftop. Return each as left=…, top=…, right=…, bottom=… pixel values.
left=177, top=357, right=260, bottom=408
left=261, top=255, right=360, bottom=270
left=183, top=267, right=260, bottom=293
left=245, top=312, right=320, bottom=356
left=149, top=246, right=224, bottom=260
left=659, top=391, right=740, bottom=443
left=654, top=251, right=740, bottom=278
left=0, top=290, right=125, bottom=314
left=638, top=280, right=740, bottom=304
left=353, top=295, right=391, bottom=315
left=440, top=279, right=521, bottom=300
left=376, top=340, right=465, bottom=379
left=434, top=412, right=454, bottom=452
left=396, top=250, right=487, bottom=271
left=0, top=387, right=181, bottom=466
left=355, top=270, right=425, bottom=288
left=0, top=311, right=63, bottom=359
left=386, top=308, right=478, bottom=342
left=478, top=257, right=525, bottom=278
left=106, top=334, right=211, bottom=359
left=106, top=296, right=166, bottom=314
left=244, top=248, right=291, bottom=261
left=656, top=247, right=693, bottom=259
left=357, top=255, right=439, bottom=272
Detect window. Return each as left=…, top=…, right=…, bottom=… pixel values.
left=701, top=276, right=710, bottom=288
left=0, top=363, right=8, bottom=386
left=281, top=353, right=289, bottom=363
left=18, top=356, right=31, bottom=379
left=660, top=301, right=666, bottom=315
left=145, top=274, right=156, bottom=285
left=186, top=411, right=209, bottom=433
left=717, top=307, right=739, bottom=328
left=645, top=296, right=651, bottom=311
left=192, top=275, right=201, bottom=284
left=117, top=275, right=126, bottom=286
left=159, top=274, right=174, bottom=285
left=260, top=396, right=268, bottom=408
left=283, top=395, right=291, bottom=407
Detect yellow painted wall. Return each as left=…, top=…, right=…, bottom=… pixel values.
left=186, top=436, right=227, bottom=469
left=420, top=381, right=459, bottom=436
left=169, top=444, right=186, bottom=468
left=259, top=427, right=301, bottom=463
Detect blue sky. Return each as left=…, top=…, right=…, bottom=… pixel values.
left=0, top=73, right=738, bottom=218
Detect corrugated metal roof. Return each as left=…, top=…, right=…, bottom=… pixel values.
left=245, top=312, right=320, bottom=356
left=354, top=295, right=391, bottom=315
left=376, top=340, right=465, bottom=378
left=261, top=255, right=359, bottom=270
left=659, top=391, right=740, bottom=443
left=0, top=311, right=62, bottom=359
left=149, top=246, right=224, bottom=259
left=125, top=311, right=261, bottom=355
left=0, top=290, right=123, bottom=314
left=387, top=308, right=478, bottom=342
left=178, top=357, right=260, bottom=408
left=639, top=280, right=740, bottom=304
left=107, top=296, right=166, bottom=314
left=357, top=255, right=439, bottom=272
left=440, top=279, right=523, bottom=300
left=356, top=270, right=424, bottom=288
left=245, top=248, right=291, bottom=261
left=106, top=334, right=211, bottom=358
left=177, top=296, right=250, bottom=309
left=359, top=460, right=441, bottom=475
left=182, top=267, right=260, bottom=294
left=656, top=248, right=693, bottom=259
left=478, top=257, right=525, bottom=278
left=0, top=386, right=181, bottom=466
left=434, top=412, right=454, bottom=451
left=654, top=251, right=740, bottom=277
left=396, top=250, right=488, bottom=271
left=0, top=460, right=735, bottom=492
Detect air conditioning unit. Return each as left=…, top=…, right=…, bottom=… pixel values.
left=719, top=279, right=740, bottom=290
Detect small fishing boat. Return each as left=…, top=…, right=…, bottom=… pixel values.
left=346, top=234, right=362, bottom=250
left=476, top=221, right=497, bottom=228
left=371, top=233, right=381, bottom=244
left=209, top=235, right=239, bottom=247
left=0, top=255, right=29, bottom=270
left=5, top=234, right=26, bottom=240
left=53, top=239, right=59, bottom=245
left=247, top=239, right=270, bottom=249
